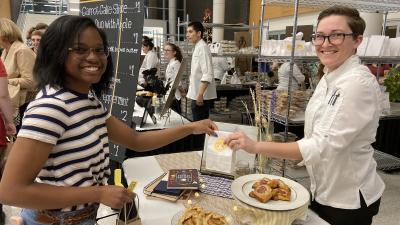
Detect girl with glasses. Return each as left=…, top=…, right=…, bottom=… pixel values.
left=0, top=15, right=217, bottom=225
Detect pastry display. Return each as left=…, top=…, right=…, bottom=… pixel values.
left=178, top=205, right=228, bottom=225
left=248, top=177, right=291, bottom=203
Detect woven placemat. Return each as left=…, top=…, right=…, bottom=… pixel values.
left=155, top=151, right=201, bottom=171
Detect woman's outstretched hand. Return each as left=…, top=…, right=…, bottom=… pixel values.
left=225, top=131, right=257, bottom=153
left=190, top=119, right=218, bottom=136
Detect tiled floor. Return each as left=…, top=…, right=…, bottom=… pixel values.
left=3, top=170, right=400, bottom=225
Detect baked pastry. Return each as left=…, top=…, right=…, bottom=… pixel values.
left=250, top=184, right=273, bottom=203
left=249, top=178, right=291, bottom=203
left=202, top=212, right=228, bottom=225
left=271, top=187, right=291, bottom=201
left=179, top=205, right=228, bottom=225
left=179, top=205, right=204, bottom=225
left=251, top=177, right=270, bottom=189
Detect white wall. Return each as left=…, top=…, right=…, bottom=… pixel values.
left=18, top=14, right=60, bottom=43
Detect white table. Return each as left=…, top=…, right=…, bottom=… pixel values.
left=122, top=153, right=329, bottom=225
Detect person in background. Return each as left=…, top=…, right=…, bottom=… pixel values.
left=225, top=6, right=383, bottom=225
left=202, top=8, right=212, bottom=44
left=212, top=57, right=230, bottom=82
left=26, top=23, right=48, bottom=54
left=0, top=18, right=36, bottom=132
left=276, top=62, right=305, bottom=91
left=164, top=43, right=184, bottom=114
left=0, top=15, right=217, bottom=225
left=0, top=59, right=17, bottom=225
left=138, top=36, right=159, bottom=86
left=186, top=21, right=217, bottom=121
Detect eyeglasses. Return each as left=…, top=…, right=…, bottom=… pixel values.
left=68, top=46, right=109, bottom=58
left=311, top=33, right=355, bottom=46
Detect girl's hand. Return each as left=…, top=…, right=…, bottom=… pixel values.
left=190, top=119, right=218, bottom=136
left=98, top=185, right=136, bottom=209
left=5, top=122, right=16, bottom=135
left=225, top=131, right=257, bottom=153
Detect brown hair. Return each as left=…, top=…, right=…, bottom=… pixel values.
left=317, top=6, right=365, bottom=38
left=27, top=23, right=48, bottom=39
left=165, top=43, right=183, bottom=62
left=0, top=18, right=23, bottom=43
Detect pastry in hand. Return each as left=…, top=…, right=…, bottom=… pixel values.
left=250, top=185, right=272, bottom=203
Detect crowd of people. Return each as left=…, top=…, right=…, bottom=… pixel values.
left=0, top=5, right=391, bottom=225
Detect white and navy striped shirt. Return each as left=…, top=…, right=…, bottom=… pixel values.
left=18, top=86, right=111, bottom=211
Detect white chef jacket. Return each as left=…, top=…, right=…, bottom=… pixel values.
left=138, top=50, right=159, bottom=84
left=187, top=39, right=217, bottom=100
left=165, top=58, right=182, bottom=100
left=212, top=57, right=230, bottom=80
left=276, top=62, right=305, bottom=91
left=297, top=55, right=385, bottom=209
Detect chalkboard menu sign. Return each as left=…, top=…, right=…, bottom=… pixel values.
left=80, top=0, right=144, bottom=162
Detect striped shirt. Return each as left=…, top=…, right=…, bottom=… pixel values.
left=18, top=86, right=111, bottom=211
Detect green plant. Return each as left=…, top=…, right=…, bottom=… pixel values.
left=384, top=67, right=400, bottom=102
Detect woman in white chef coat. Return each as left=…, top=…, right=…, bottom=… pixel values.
left=138, top=36, right=159, bottom=86
left=163, top=43, right=184, bottom=113
left=225, top=6, right=384, bottom=225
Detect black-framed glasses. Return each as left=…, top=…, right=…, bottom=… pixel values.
left=68, top=46, right=109, bottom=58
left=311, top=33, right=355, bottom=46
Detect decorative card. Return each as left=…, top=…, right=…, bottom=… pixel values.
left=201, top=131, right=236, bottom=178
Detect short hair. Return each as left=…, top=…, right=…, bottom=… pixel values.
left=142, top=37, right=154, bottom=50
left=188, top=21, right=204, bottom=38
left=34, top=15, right=113, bottom=98
left=317, top=6, right=365, bottom=38
left=165, top=43, right=183, bottom=62
left=0, top=18, right=23, bottom=43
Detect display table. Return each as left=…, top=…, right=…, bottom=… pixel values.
left=122, top=151, right=329, bottom=225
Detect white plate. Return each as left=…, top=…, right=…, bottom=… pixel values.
left=231, top=174, right=309, bottom=211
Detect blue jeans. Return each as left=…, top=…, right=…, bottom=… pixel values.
left=21, top=206, right=98, bottom=225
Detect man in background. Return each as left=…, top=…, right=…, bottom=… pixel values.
left=186, top=22, right=217, bottom=121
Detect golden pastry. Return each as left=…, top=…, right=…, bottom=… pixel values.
left=212, top=138, right=227, bottom=152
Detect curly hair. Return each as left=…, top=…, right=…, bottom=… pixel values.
left=33, top=15, right=113, bottom=98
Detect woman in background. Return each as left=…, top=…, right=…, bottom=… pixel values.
left=26, top=23, right=48, bottom=54
left=138, top=36, right=159, bottom=86
left=164, top=43, right=184, bottom=113
left=0, top=18, right=36, bottom=132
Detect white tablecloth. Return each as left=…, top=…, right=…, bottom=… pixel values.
left=122, top=153, right=329, bottom=225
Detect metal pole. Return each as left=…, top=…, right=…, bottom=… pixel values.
left=258, top=0, right=266, bottom=75
left=376, top=11, right=389, bottom=78
left=283, top=0, right=300, bottom=178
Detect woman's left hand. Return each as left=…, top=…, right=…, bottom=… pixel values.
left=190, top=119, right=218, bottom=136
